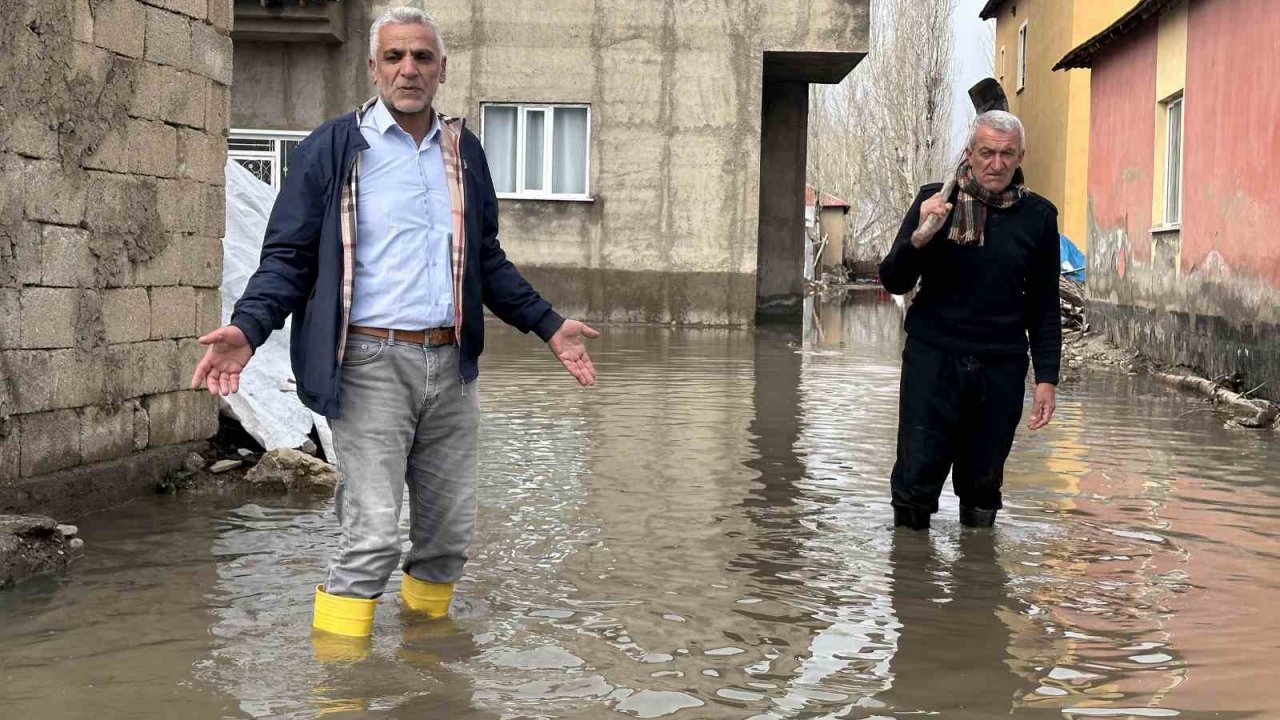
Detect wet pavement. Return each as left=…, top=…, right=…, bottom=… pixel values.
left=2, top=291, right=1278, bottom=719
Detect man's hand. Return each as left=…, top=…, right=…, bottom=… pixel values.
left=1028, top=382, right=1056, bottom=430
left=548, top=319, right=599, bottom=386
left=911, top=192, right=953, bottom=248
left=191, top=325, right=253, bottom=396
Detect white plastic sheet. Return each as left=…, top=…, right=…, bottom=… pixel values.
left=219, top=160, right=335, bottom=459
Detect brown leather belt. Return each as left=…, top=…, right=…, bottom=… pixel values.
left=349, top=325, right=455, bottom=347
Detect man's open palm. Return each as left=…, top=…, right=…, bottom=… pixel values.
left=548, top=319, right=599, bottom=386
left=191, top=325, right=253, bottom=396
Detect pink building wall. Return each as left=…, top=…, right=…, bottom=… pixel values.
left=1081, top=0, right=1280, bottom=401
left=1182, top=0, right=1280, bottom=287
left=1086, top=18, right=1157, bottom=265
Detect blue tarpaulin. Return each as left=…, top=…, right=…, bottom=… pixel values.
left=1060, top=235, right=1086, bottom=282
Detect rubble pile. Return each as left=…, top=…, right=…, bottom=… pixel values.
left=1059, top=277, right=1088, bottom=332
left=0, top=515, right=83, bottom=588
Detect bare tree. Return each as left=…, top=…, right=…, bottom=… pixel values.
left=807, top=0, right=959, bottom=264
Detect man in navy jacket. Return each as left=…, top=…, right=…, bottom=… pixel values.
left=191, top=7, right=597, bottom=644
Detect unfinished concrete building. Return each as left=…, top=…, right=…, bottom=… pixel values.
left=230, top=0, right=870, bottom=325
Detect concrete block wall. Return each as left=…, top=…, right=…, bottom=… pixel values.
left=0, top=0, right=232, bottom=517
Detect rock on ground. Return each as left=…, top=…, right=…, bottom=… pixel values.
left=0, top=515, right=82, bottom=589
left=209, top=459, right=244, bottom=474
left=244, top=448, right=338, bottom=492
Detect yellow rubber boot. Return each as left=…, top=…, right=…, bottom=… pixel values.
left=312, top=584, right=376, bottom=637
left=400, top=575, right=453, bottom=619
left=311, top=585, right=376, bottom=662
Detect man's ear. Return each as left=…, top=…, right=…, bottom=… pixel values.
left=368, top=56, right=377, bottom=84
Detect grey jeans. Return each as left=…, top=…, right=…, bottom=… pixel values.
left=324, top=333, right=479, bottom=599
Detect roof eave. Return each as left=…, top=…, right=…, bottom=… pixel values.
left=1053, top=0, right=1181, bottom=72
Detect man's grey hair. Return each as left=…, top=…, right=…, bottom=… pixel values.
left=968, top=110, right=1025, bottom=150
left=369, top=6, right=446, bottom=59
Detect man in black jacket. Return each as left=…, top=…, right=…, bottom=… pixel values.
left=190, top=7, right=597, bottom=642
left=879, top=110, right=1061, bottom=531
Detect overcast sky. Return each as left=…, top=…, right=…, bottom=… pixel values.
left=950, top=0, right=997, bottom=153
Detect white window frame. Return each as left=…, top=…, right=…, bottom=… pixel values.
left=480, top=103, right=592, bottom=202
left=1016, top=22, right=1028, bottom=92
left=227, top=128, right=310, bottom=188
left=1163, top=96, right=1184, bottom=226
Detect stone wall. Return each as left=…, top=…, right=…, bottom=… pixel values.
left=0, top=0, right=233, bottom=518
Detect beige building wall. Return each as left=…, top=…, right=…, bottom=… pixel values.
left=231, top=0, right=870, bottom=325
left=988, top=0, right=1130, bottom=248
left=1, top=0, right=232, bottom=517
left=817, top=208, right=847, bottom=270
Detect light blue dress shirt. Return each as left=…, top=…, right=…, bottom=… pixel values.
left=351, top=98, right=454, bottom=329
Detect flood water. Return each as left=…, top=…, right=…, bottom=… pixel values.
left=2, top=291, right=1279, bottom=719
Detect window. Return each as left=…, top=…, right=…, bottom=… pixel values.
left=228, top=129, right=308, bottom=188
left=1163, top=96, right=1183, bottom=225
left=999, top=45, right=1006, bottom=83
left=1016, top=22, right=1028, bottom=91
left=481, top=103, right=591, bottom=200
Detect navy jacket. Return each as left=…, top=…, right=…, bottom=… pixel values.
left=230, top=112, right=564, bottom=418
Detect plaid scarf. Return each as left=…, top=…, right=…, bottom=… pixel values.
left=946, top=161, right=1025, bottom=246
left=336, top=98, right=468, bottom=358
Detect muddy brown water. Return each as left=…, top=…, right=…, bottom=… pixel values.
left=2, top=292, right=1278, bottom=719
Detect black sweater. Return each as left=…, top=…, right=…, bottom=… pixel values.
left=879, top=183, right=1062, bottom=385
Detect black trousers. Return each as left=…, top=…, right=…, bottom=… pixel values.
left=890, top=336, right=1028, bottom=514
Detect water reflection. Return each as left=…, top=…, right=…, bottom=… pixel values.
left=882, top=530, right=1022, bottom=718
left=1, top=291, right=1278, bottom=719
left=0, top=495, right=242, bottom=717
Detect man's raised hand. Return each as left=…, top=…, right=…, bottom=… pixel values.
left=191, top=325, right=253, bottom=396
left=911, top=192, right=953, bottom=248
left=548, top=319, right=599, bottom=387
